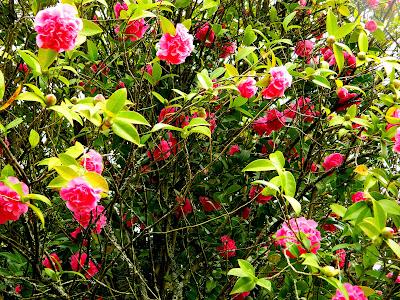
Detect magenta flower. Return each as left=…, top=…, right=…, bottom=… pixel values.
left=262, top=66, right=292, bottom=99
left=219, top=42, right=237, bottom=58
left=228, top=145, right=240, bottom=156
left=195, top=22, right=215, bottom=47
left=70, top=252, right=99, bottom=279
left=114, top=1, right=128, bottom=18
left=73, top=205, right=107, bottom=234
left=322, top=153, right=345, bottom=171
left=0, top=177, right=29, bottom=225
left=237, top=77, right=258, bottom=98
left=156, top=23, right=194, bottom=64
left=217, top=235, right=237, bottom=258
left=115, top=19, right=148, bottom=42
left=42, top=253, right=62, bottom=270
left=295, top=40, right=314, bottom=58
left=253, top=109, right=286, bottom=136
left=331, top=283, right=367, bottom=300
left=34, top=4, right=83, bottom=53
left=365, top=20, right=378, bottom=32
left=80, top=149, right=104, bottom=174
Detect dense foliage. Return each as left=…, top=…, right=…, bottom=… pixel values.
left=0, top=0, right=400, bottom=299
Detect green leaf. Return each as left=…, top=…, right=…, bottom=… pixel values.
left=242, top=159, right=275, bottom=172
left=152, top=62, right=162, bottom=82
left=115, top=111, right=150, bottom=126
left=359, top=218, right=381, bottom=239
left=281, top=171, right=296, bottom=197
left=0, top=70, right=4, bottom=100
left=17, top=50, right=41, bottom=75
left=243, top=25, right=257, bottom=45
left=326, top=9, right=338, bottom=36
left=159, top=16, right=175, bottom=35
left=106, top=88, right=127, bottom=116
left=238, top=259, right=255, bottom=277
left=225, top=64, right=239, bottom=77
left=256, top=278, right=271, bottom=291
left=236, top=47, right=256, bottom=61
left=378, top=200, right=400, bottom=216
left=54, top=166, right=79, bottom=181
left=197, top=69, right=213, bottom=90
left=301, top=253, right=319, bottom=269
left=343, top=202, right=369, bottom=221
left=84, top=172, right=109, bottom=192
left=65, top=142, right=85, bottom=158
left=230, top=277, right=256, bottom=295
left=333, top=44, right=344, bottom=73
left=151, top=123, right=183, bottom=132
left=188, top=126, right=211, bottom=138
left=386, top=239, right=400, bottom=258
left=6, top=118, right=23, bottom=130
left=312, top=75, right=331, bottom=89
left=38, top=48, right=57, bottom=71
left=358, top=30, right=368, bottom=53
left=24, top=194, right=51, bottom=206
left=28, top=203, right=45, bottom=228
left=80, top=19, right=103, bottom=36
left=47, top=176, right=68, bottom=189
left=269, top=151, right=285, bottom=170
left=330, top=204, right=347, bottom=218
left=202, top=0, right=219, bottom=10
left=187, top=117, right=210, bottom=128
left=1, top=165, right=15, bottom=177
left=152, top=91, right=168, bottom=105
left=227, top=268, right=249, bottom=277
left=282, top=11, right=297, bottom=32
left=175, top=0, right=190, bottom=8
left=112, top=120, right=141, bottom=145
left=336, top=22, right=357, bottom=40
left=58, top=154, right=78, bottom=167
left=29, top=129, right=40, bottom=148
left=16, top=92, right=45, bottom=105
left=372, top=200, right=387, bottom=230
left=181, top=19, right=191, bottom=30
left=86, top=39, right=98, bottom=61
left=285, top=195, right=301, bottom=215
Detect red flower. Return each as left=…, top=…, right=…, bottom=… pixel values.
left=147, top=140, right=172, bottom=161
left=195, top=22, right=215, bottom=47
left=15, top=285, right=22, bottom=294
left=231, top=291, right=250, bottom=300
left=241, top=207, right=251, bottom=219
left=365, top=20, right=378, bottom=32
left=199, top=196, right=222, bottom=212
left=219, top=42, right=236, bottom=58
left=249, top=185, right=272, bottom=204
left=351, top=191, right=367, bottom=203
left=42, top=253, right=62, bottom=270
left=284, top=97, right=318, bottom=122
left=228, top=145, right=240, bottom=156
left=217, top=235, right=236, bottom=258
left=261, top=66, right=292, bottom=99
left=175, top=197, right=193, bottom=219
left=70, top=252, right=99, bottom=279
left=253, top=109, right=285, bottom=136
left=115, top=19, right=148, bottom=42
left=295, top=40, right=314, bottom=58
left=322, top=153, right=345, bottom=171
left=116, top=81, right=125, bottom=90
left=322, top=223, right=337, bottom=232
left=18, top=63, right=29, bottom=74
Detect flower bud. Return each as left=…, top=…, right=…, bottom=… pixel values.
left=94, top=94, right=106, bottom=103
left=344, top=115, right=351, bottom=121
left=320, top=61, right=330, bottom=69
left=393, top=79, right=400, bottom=89
left=70, top=97, right=78, bottom=104
left=321, top=266, right=340, bottom=277
left=101, top=119, right=112, bottom=130
left=327, top=36, right=336, bottom=45
left=381, top=227, right=394, bottom=239
left=357, top=52, right=366, bottom=60
left=45, top=94, right=57, bottom=106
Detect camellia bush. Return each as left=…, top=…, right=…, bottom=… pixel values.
left=1, top=0, right=400, bottom=298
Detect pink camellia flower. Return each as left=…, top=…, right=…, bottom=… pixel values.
left=73, top=205, right=107, bottom=234
left=394, top=128, right=400, bottom=153
left=336, top=87, right=360, bottom=111
left=116, top=81, right=125, bottom=90
left=0, top=178, right=29, bottom=225
left=42, top=253, right=62, bottom=270
left=199, top=196, right=222, bottom=212
left=70, top=252, right=99, bottom=279
left=284, top=97, right=318, bottom=122
left=335, top=249, right=349, bottom=269
left=34, top=4, right=83, bottom=53
left=322, top=153, right=345, bottom=171
left=241, top=207, right=251, bottom=219
left=217, top=235, right=237, bottom=258
left=156, top=23, right=194, bottom=65
left=367, top=0, right=379, bottom=8
left=15, top=285, right=22, bottom=294
left=275, top=217, right=321, bottom=258
left=365, top=20, right=378, bottom=32
left=237, top=77, right=258, bottom=98
left=232, top=291, right=250, bottom=300
left=59, top=177, right=102, bottom=214
left=175, top=197, right=193, bottom=218
left=385, top=109, right=400, bottom=132
left=219, top=42, right=237, bottom=58
left=195, top=22, right=215, bottom=47
left=298, top=0, right=307, bottom=6
left=70, top=227, right=81, bottom=240
left=158, top=107, right=177, bottom=123
left=331, top=283, right=367, bottom=300
left=80, top=149, right=103, bottom=174
left=115, top=19, right=148, bottom=42
left=386, top=272, right=400, bottom=283
left=249, top=185, right=273, bottom=204
left=262, top=66, right=292, bottom=99
left=147, top=140, right=172, bottom=161
left=145, top=64, right=153, bottom=76
left=321, top=47, right=336, bottom=66
left=18, top=63, right=29, bottom=74
left=253, top=109, right=286, bottom=136
left=295, top=40, right=314, bottom=58
left=228, top=145, right=240, bottom=156
left=114, top=1, right=128, bottom=18
left=351, top=191, right=367, bottom=203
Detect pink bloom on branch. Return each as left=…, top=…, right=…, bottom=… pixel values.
left=295, top=40, right=314, bottom=58
left=249, top=185, right=272, bottom=204
left=241, top=207, right=251, bottom=219
left=115, top=19, right=148, bottom=42
left=237, top=77, right=258, bottom=98
left=284, top=97, right=318, bottom=122
left=331, top=283, right=367, bottom=300
left=217, top=235, right=237, bottom=258
left=114, top=1, right=128, bottom=18
left=59, top=177, right=102, bottom=214
left=262, top=66, right=292, bottom=99
left=275, top=217, right=321, bottom=257
left=147, top=140, right=172, bottom=161
left=0, top=178, right=29, bottom=225
left=34, top=4, right=83, bottom=53
left=156, top=24, right=194, bottom=64
left=394, top=128, right=400, bottom=153
left=175, top=197, right=193, bottom=218
left=365, top=20, right=378, bottom=32
left=253, top=109, right=286, bottom=136
left=42, top=253, right=62, bottom=270
left=228, top=145, right=240, bottom=156
left=73, top=205, right=107, bottom=234
left=70, top=252, right=99, bottom=279
left=15, top=285, right=22, bottom=294
left=219, top=42, right=237, bottom=58
left=298, top=0, right=307, bottom=6
left=80, top=149, right=104, bottom=174
left=322, top=153, right=345, bottom=171
left=232, top=291, right=250, bottom=300
left=351, top=191, right=367, bottom=203
left=145, top=64, right=153, bottom=76
left=18, top=63, right=29, bottom=74
left=199, top=196, right=222, bottom=212
left=195, top=22, right=215, bottom=47
left=367, top=0, right=379, bottom=8
left=335, top=249, right=349, bottom=269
